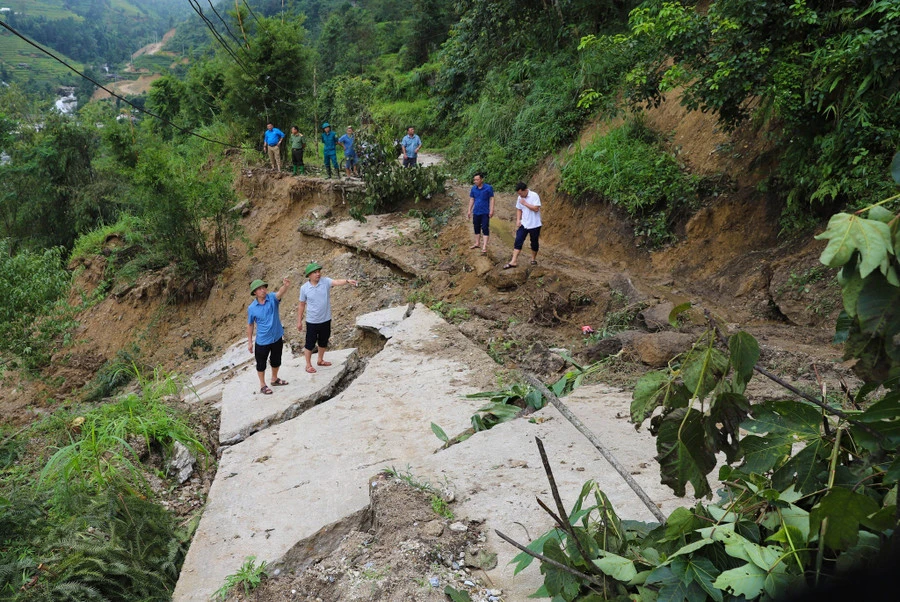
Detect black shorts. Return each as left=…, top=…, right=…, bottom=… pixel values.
left=305, top=320, right=332, bottom=351
left=254, top=337, right=284, bottom=372
left=472, top=213, right=490, bottom=236
left=514, top=225, right=541, bottom=252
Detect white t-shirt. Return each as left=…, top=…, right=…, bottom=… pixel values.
left=516, top=190, right=542, bottom=230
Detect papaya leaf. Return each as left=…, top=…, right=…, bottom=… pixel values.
left=632, top=370, right=690, bottom=425
left=704, top=394, right=749, bottom=463
left=646, top=565, right=707, bottom=602
left=593, top=551, right=638, bottom=582
left=772, top=439, right=827, bottom=494
left=668, top=301, right=692, bottom=327
left=856, top=272, right=900, bottom=336
left=713, top=563, right=766, bottom=599
left=815, top=213, right=893, bottom=277
left=653, top=408, right=716, bottom=498
left=833, top=310, right=853, bottom=344
left=838, top=261, right=863, bottom=318
left=430, top=422, right=449, bottom=443
left=868, top=205, right=895, bottom=223
left=727, top=331, right=759, bottom=388
left=682, top=347, right=729, bottom=401
left=809, top=487, right=880, bottom=551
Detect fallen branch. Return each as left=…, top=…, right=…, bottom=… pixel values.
left=494, top=529, right=607, bottom=589
left=524, top=373, right=667, bottom=523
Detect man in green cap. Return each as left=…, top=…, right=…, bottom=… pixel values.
left=297, top=262, right=358, bottom=373
left=321, top=122, right=339, bottom=178
left=247, top=277, right=290, bottom=394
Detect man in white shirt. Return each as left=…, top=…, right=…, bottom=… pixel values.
left=503, top=181, right=542, bottom=269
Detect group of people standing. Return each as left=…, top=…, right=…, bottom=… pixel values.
left=262, top=122, right=423, bottom=178
left=467, top=173, right=542, bottom=269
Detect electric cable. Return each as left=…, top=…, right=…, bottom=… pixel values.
left=0, top=18, right=241, bottom=148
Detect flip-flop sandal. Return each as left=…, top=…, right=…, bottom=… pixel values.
left=469, top=245, right=480, bottom=249
left=305, top=366, right=317, bottom=374
left=481, top=250, right=487, bottom=255
left=260, top=386, right=273, bottom=395
left=502, top=263, right=517, bottom=270
left=272, top=378, right=289, bottom=386
left=317, top=361, right=333, bottom=367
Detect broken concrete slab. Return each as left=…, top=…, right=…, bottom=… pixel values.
left=354, top=304, right=412, bottom=339
left=173, top=305, right=497, bottom=602
left=410, top=383, right=700, bottom=600
left=299, top=214, right=427, bottom=275
left=185, top=339, right=254, bottom=405
left=218, top=347, right=357, bottom=446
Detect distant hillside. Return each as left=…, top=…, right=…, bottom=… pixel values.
left=0, top=0, right=189, bottom=92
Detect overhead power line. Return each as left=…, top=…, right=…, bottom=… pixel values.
left=0, top=19, right=240, bottom=149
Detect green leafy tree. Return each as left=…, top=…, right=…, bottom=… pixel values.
left=222, top=15, right=314, bottom=131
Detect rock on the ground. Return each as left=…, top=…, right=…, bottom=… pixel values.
left=608, top=273, right=645, bottom=303
left=457, top=318, right=498, bottom=344
left=639, top=301, right=675, bottom=331
left=631, top=332, right=696, bottom=367
left=167, top=441, right=196, bottom=484
left=485, top=265, right=528, bottom=290
left=518, top=341, right=566, bottom=376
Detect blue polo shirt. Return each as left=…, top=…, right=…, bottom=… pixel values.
left=299, top=277, right=333, bottom=324
left=401, top=134, right=421, bottom=158
left=470, top=183, right=494, bottom=215
left=247, top=293, right=284, bottom=345
left=338, top=134, right=356, bottom=157
left=264, top=128, right=285, bottom=146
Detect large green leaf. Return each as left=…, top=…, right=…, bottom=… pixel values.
left=712, top=563, right=766, bottom=599
left=661, top=506, right=702, bottom=542
left=646, top=565, right=707, bottom=602
left=741, top=400, right=822, bottom=438
left=815, top=212, right=893, bottom=277
left=838, top=263, right=863, bottom=317
left=809, top=487, right=880, bottom=551
left=727, top=331, right=759, bottom=388
left=856, top=272, right=900, bottom=336
left=680, top=557, right=723, bottom=602
left=593, top=551, right=638, bottom=582
left=541, top=539, right=582, bottom=599
left=632, top=370, right=689, bottom=425
left=681, top=346, right=729, bottom=401
left=653, top=408, right=716, bottom=498
left=708, top=392, right=750, bottom=462
left=739, top=434, right=793, bottom=475
left=772, top=439, right=828, bottom=494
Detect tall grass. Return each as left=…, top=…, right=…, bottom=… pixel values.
left=560, top=119, right=700, bottom=247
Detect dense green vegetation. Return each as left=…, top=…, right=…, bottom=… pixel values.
left=0, top=369, right=205, bottom=601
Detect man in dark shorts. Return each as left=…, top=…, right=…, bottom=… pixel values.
left=247, top=278, right=290, bottom=394
left=467, top=172, right=495, bottom=254
left=503, top=181, right=542, bottom=269
left=297, top=262, right=358, bottom=374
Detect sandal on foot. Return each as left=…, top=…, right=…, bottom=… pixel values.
left=260, top=386, right=273, bottom=395
left=469, top=244, right=480, bottom=249
left=317, top=361, right=332, bottom=367
left=502, top=263, right=517, bottom=270
left=272, top=378, right=289, bottom=386
left=305, top=366, right=317, bottom=374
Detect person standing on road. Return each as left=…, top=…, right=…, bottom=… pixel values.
left=400, top=126, right=421, bottom=167
left=248, top=278, right=290, bottom=395
left=297, top=262, right=358, bottom=374
left=467, top=172, right=495, bottom=255
left=262, top=123, right=285, bottom=171
left=503, top=181, right=542, bottom=269
left=289, top=126, right=305, bottom=175
left=321, top=122, right=339, bottom=178
left=338, top=126, right=358, bottom=177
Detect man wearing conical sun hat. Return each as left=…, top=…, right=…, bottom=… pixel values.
left=297, top=262, right=358, bottom=374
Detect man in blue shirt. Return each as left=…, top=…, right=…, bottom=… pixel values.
left=262, top=123, right=285, bottom=171
left=400, top=126, right=422, bottom=167
left=297, top=262, right=358, bottom=374
left=321, top=122, right=339, bottom=178
left=338, top=126, right=357, bottom=177
left=467, top=172, right=495, bottom=254
left=247, top=277, right=290, bottom=395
